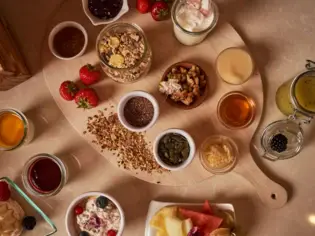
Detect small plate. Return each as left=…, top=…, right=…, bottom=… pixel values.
left=144, top=200, right=236, bottom=236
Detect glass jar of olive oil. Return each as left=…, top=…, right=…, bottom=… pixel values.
left=276, top=60, right=315, bottom=123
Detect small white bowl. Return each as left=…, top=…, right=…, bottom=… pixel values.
left=65, top=192, right=125, bottom=236
left=117, top=91, right=159, bottom=132
left=153, top=129, right=196, bottom=171
left=82, top=0, right=129, bottom=26
left=48, top=21, right=88, bottom=60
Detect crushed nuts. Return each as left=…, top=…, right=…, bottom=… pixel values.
left=85, top=111, right=164, bottom=174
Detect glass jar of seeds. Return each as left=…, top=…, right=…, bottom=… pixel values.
left=96, top=23, right=152, bottom=83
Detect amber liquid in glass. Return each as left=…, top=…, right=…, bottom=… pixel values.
left=219, top=93, right=254, bottom=128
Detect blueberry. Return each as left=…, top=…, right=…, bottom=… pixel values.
left=96, top=196, right=109, bottom=209
left=22, top=216, right=36, bottom=230
left=79, top=231, right=89, bottom=236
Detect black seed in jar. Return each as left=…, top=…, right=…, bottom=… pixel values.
left=124, top=97, right=154, bottom=128
left=88, top=0, right=123, bottom=20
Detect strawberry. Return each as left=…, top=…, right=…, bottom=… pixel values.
left=59, top=81, right=79, bottom=101
left=0, top=181, right=11, bottom=201
left=79, top=64, right=101, bottom=86
left=136, top=0, right=151, bottom=13
left=75, top=88, right=99, bottom=109
left=151, top=1, right=169, bottom=21
left=107, top=230, right=117, bottom=236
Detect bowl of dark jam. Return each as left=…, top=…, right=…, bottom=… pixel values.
left=82, top=0, right=129, bottom=25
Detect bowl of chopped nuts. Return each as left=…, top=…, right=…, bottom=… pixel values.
left=159, top=62, right=208, bottom=109
left=117, top=91, right=159, bottom=132
left=96, top=23, right=152, bottom=83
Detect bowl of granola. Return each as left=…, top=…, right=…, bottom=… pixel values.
left=65, top=192, right=125, bottom=236
left=96, top=23, right=152, bottom=83
left=159, top=62, right=208, bottom=109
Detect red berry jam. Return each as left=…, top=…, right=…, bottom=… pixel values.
left=28, top=157, right=62, bottom=193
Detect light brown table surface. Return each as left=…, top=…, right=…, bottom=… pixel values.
left=1, top=0, right=315, bottom=235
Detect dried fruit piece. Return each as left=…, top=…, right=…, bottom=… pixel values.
left=108, top=37, right=120, bottom=48
left=109, top=54, right=125, bottom=68
left=0, top=181, right=10, bottom=201
left=96, top=196, right=109, bottom=209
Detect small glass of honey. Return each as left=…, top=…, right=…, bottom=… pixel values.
left=0, top=108, right=34, bottom=151
left=217, top=91, right=256, bottom=129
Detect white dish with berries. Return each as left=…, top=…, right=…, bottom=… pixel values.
left=65, top=192, right=125, bottom=236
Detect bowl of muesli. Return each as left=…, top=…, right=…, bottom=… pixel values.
left=96, top=23, right=152, bottom=84
left=65, top=192, right=125, bottom=236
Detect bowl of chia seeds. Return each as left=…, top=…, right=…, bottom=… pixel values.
left=117, top=91, right=159, bottom=132
left=153, top=129, right=196, bottom=171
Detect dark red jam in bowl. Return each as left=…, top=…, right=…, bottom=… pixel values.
left=88, top=0, right=123, bottom=19
left=28, top=157, right=62, bottom=193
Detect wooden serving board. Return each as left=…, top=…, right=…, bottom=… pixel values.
left=41, top=0, right=287, bottom=208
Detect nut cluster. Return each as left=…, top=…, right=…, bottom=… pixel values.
left=85, top=110, right=164, bottom=174
left=159, top=65, right=207, bottom=105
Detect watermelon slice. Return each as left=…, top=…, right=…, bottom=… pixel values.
left=179, top=208, right=222, bottom=236
left=202, top=200, right=214, bottom=215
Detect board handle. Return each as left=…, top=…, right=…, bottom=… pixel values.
left=235, top=155, right=288, bottom=209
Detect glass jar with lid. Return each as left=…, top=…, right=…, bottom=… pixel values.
left=260, top=60, right=315, bottom=161
left=276, top=60, right=315, bottom=122
left=96, top=23, right=152, bottom=83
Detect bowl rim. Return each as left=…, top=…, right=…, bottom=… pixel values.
left=65, top=191, right=125, bottom=236
left=117, top=91, right=159, bottom=132
left=153, top=128, right=196, bottom=171
left=160, top=61, right=209, bottom=110
left=48, top=21, right=88, bottom=60
left=81, top=0, right=129, bottom=26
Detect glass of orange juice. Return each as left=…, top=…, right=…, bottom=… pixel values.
left=0, top=108, right=34, bottom=151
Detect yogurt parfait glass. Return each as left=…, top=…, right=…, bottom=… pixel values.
left=171, top=0, right=219, bottom=46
